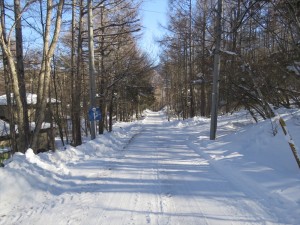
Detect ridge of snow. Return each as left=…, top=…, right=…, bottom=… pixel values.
left=0, top=109, right=300, bottom=224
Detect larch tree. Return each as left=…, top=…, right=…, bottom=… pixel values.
left=14, top=0, right=30, bottom=152
left=0, top=0, right=34, bottom=153
left=0, top=0, right=17, bottom=152
left=31, top=0, right=65, bottom=151
left=71, top=0, right=84, bottom=146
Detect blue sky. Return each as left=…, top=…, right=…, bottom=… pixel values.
left=139, top=0, right=168, bottom=64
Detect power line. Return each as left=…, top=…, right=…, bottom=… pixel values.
left=140, top=8, right=165, bottom=14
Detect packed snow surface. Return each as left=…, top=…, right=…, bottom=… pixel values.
left=1, top=109, right=300, bottom=224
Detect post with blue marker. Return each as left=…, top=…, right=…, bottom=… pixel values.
left=88, top=107, right=102, bottom=139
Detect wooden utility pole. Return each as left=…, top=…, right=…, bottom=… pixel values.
left=88, top=0, right=96, bottom=139
left=189, top=0, right=195, bottom=118
left=210, top=0, right=222, bottom=140
left=99, top=4, right=105, bottom=135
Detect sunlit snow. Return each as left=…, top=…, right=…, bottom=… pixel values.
left=0, top=109, right=299, bottom=224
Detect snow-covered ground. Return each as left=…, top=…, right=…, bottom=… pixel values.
left=0, top=109, right=300, bottom=224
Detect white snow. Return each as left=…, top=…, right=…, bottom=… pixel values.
left=220, top=49, right=238, bottom=56
left=287, top=62, right=300, bottom=75
left=0, top=120, right=51, bottom=136
left=0, top=119, right=10, bottom=137
left=0, top=93, right=59, bottom=105
left=0, top=109, right=300, bottom=224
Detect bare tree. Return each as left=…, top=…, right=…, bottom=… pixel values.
left=71, top=0, right=83, bottom=146
left=14, top=0, right=30, bottom=151
left=0, top=1, right=17, bottom=152
left=31, top=0, right=65, bottom=151
left=0, top=1, right=36, bottom=153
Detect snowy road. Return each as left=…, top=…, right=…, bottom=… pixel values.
left=1, top=111, right=288, bottom=224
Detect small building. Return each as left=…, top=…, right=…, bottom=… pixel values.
left=0, top=93, right=59, bottom=153
left=0, top=93, right=59, bottom=123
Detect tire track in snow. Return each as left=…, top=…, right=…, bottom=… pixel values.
left=154, top=135, right=209, bottom=225
left=141, top=112, right=282, bottom=224
left=2, top=111, right=288, bottom=224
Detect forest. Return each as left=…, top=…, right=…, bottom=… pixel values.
left=0, top=0, right=155, bottom=154
left=159, top=0, right=300, bottom=121
left=0, top=0, right=300, bottom=155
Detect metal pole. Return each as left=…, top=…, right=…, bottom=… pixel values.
left=88, top=0, right=96, bottom=139
left=210, top=0, right=222, bottom=140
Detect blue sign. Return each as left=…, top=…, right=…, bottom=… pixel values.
left=88, top=107, right=101, bottom=121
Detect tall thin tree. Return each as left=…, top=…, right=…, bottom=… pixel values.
left=87, top=0, right=97, bottom=139
left=14, top=0, right=30, bottom=151
left=31, top=0, right=65, bottom=151
left=210, top=0, right=222, bottom=140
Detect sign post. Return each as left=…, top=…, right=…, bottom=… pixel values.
left=210, top=0, right=223, bottom=140
left=88, top=0, right=96, bottom=140
left=88, top=107, right=101, bottom=138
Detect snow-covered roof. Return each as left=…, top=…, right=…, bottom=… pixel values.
left=0, top=93, right=60, bottom=106
left=0, top=119, right=52, bottom=137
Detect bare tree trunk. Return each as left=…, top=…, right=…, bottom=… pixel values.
left=71, top=0, right=76, bottom=145
left=200, top=0, right=207, bottom=117
left=99, top=4, right=105, bottom=135
left=0, top=2, right=30, bottom=153
left=71, top=0, right=82, bottom=146
left=108, top=89, right=114, bottom=132
left=31, top=0, right=64, bottom=152
left=188, top=0, right=195, bottom=118
left=14, top=0, right=30, bottom=152
left=87, top=0, right=96, bottom=139
left=0, top=2, right=17, bottom=153
left=52, top=55, right=65, bottom=148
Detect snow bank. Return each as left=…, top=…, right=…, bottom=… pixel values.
left=171, top=109, right=300, bottom=224
left=1, top=108, right=300, bottom=224
left=0, top=120, right=143, bottom=214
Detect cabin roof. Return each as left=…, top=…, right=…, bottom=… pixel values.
left=0, top=93, right=60, bottom=105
